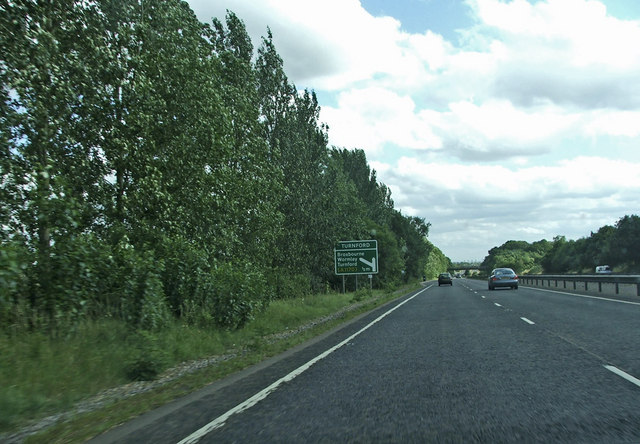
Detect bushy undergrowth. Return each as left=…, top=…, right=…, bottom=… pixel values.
left=0, top=288, right=393, bottom=434
left=0, top=233, right=286, bottom=335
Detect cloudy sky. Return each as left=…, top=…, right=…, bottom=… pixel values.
left=186, top=0, right=640, bottom=262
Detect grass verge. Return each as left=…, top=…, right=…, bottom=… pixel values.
left=1, top=284, right=419, bottom=443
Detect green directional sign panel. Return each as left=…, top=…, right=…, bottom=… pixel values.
left=334, top=240, right=378, bottom=275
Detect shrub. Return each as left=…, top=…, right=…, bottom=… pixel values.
left=0, top=240, right=30, bottom=331
left=210, top=262, right=270, bottom=329
left=48, top=233, right=112, bottom=322
left=124, top=331, right=169, bottom=381
left=178, top=261, right=270, bottom=330
left=267, top=269, right=312, bottom=300
left=95, top=238, right=171, bottom=330
left=156, top=236, right=211, bottom=316
left=138, top=270, right=171, bottom=331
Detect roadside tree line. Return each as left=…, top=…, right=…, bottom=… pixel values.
left=480, top=215, right=640, bottom=274
left=1, top=2, right=439, bottom=333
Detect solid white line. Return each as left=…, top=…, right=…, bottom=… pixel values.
left=526, top=287, right=640, bottom=306
left=494, top=303, right=502, bottom=307
left=604, top=365, right=640, bottom=388
left=521, top=317, right=535, bottom=325
left=176, top=287, right=431, bottom=444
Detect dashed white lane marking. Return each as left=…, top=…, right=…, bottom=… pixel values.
left=605, top=365, right=640, bottom=389
left=177, top=286, right=431, bottom=444
left=471, top=285, right=640, bottom=390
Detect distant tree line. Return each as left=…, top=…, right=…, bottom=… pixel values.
left=423, top=240, right=451, bottom=279
left=1, top=2, right=438, bottom=333
left=480, top=215, right=640, bottom=274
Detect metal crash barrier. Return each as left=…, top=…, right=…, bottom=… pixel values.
left=520, top=274, right=640, bottom=298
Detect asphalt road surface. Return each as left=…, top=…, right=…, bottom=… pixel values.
left=92, top=279, right=640, bottom=443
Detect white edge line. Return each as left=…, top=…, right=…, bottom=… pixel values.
left=520, top=317, right=535, bottom=325
left=604, top=365, right=640, bottom=388
left=177, top=286, right=431, bottom=444
left=524, top=286, right=640, bottom=306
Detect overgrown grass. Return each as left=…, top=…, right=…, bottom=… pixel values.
left=1, top=285, right=415, bottom=442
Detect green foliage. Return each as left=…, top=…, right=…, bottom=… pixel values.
left=368, top=222, right=404, bottom=289
left=46, top=234, right=111, bottom=319
left=539, top=216, right=640, bottom=274
left=0, top=319, right=131, bottom=431
left=124, top=331, right=169, bottom=381
left=267, top=270, right=313, bottom=300
left=138, top=274, right=171, bottom=332
left=482, top=215, right=640, bottom=274
left=178, top=261, right=271, bottom=330
left=424, top=241, right=451, bottom=279
left=612, top=215, right=640, bottom=267
left=482, top=239, right=552, bottom=274
left=0, top=241, right=30, bottom=325
left=351, top=286, right=373, bottom=302
left=207, top=263, right=270, bottom=330
left=157, top=236, right=212, bottom=316
left=540, top=236, right=577, bottom=273
left=0, top=288, right=402, bottom=435
left=390, top=211, right=431, bottom=282
left=0, top=3, right=441, bottom=337
left=331, top=148, right=394, bottom=226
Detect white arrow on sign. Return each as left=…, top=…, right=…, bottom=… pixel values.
left=359, top=257, right=376, bottom=272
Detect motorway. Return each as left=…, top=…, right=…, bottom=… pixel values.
left=92, top=279, right=640, bottom=443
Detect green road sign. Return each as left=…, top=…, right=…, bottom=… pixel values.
left=334, top=240, right=378, bottom=275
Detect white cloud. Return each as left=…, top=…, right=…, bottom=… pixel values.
left=470, top=0, right=640, bottom=68
left=311, top=0, right=640, bottom=161
left=321, top=88, right=442, bottom=154
left=437, top=100, right=577, bottom=157
left=187, top=0, right=640, bottom=260
left=377, top=155, right=640, bottom=259
left=188, top=0, right=369, bottom=86
left=466, top=0, right=640, bottom=109
left=584, top=110, right=640, bottom=137
left=390, top=156, right=640, bottom=202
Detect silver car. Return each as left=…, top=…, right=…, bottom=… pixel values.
left=488, top=268, right=518, bottom=290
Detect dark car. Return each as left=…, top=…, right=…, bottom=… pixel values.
left=438, top=272, right=453, bottom=286
left=488, top=268, right=518, bottom=290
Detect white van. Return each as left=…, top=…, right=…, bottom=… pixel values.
left=595, top=265, right=612, bottom=274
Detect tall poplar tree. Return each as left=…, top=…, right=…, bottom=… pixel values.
left=209, top=12, right=283, bottom=267
left=1, top=0, right=108, bottom=315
